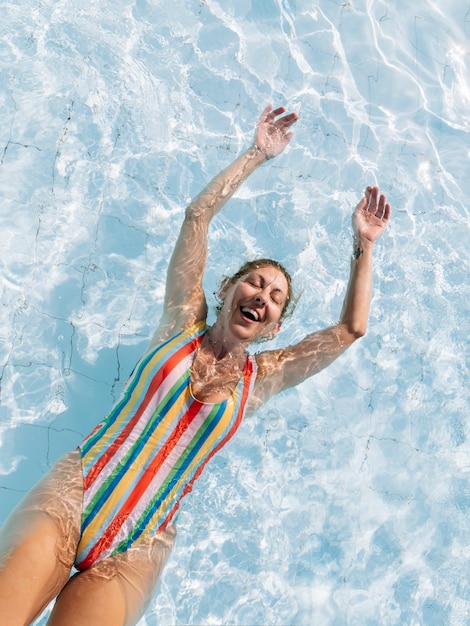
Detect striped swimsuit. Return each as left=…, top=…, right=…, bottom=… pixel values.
left=75, top=321, right=258, bottom=570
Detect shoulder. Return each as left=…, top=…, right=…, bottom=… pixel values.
left=145, top=319, right=207, bottom=355
left=244, top=350, right=286, bottom=412
left=253, top=347, right=287, bottom=378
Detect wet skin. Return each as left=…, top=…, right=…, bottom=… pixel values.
left=214, top=265, right=289, bottom=349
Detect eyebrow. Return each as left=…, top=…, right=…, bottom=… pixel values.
left=251, top=272, right=287, bottom=297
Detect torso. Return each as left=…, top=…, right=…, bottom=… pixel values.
left=75, top=322, right=258, bottom=570
left=190, top=338, right=247, bottom=403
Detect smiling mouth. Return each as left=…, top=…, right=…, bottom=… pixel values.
left=240, top=306, right=261, bottom=322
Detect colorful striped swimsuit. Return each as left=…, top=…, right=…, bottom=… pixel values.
left=75, top=321, right=258, bottom=570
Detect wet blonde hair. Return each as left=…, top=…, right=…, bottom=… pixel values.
left=218, top=258, right=294, bottom=318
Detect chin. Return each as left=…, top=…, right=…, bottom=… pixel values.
left=241, top=326, right=270, bottom=344
left=230, top=323, right=257, bottom=341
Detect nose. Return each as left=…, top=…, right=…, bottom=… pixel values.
left=254, top=293, right=266, bottom=305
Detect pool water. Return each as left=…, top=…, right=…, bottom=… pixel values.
left=1, top=0, right=469, bottom=624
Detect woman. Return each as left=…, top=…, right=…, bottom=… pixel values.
left=0, top=105, right=390, bottom=625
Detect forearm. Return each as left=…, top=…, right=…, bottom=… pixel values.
left=339, top=236, right=374, bottom=342
left=186, top=145, right=267, bottom=223
left=159, top=106, right=297, bottom=334
left=162, top=145, right=267, bottom=320
left=258, top=238, right=375, bottom=391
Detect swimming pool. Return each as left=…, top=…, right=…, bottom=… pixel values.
left=1, top=0, right=469, bottom=623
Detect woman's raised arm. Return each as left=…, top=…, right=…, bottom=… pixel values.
left=252, top=186, right=391, bottom=406
left=156, top=105, right=298, bottom=339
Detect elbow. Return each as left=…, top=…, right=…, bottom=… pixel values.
left=184, top=201, right=216, bottom=224
left=353, top=327, right=366, bottom=340
left=185, top=204, right=201, bottom=220
left=349, top=322, right=367, bottom=340
left=340, top=321, right=367, bottom=345
left=184, top=204, right=212, bottom=226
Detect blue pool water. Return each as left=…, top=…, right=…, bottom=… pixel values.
left=1, top=0, right=469, bottom=624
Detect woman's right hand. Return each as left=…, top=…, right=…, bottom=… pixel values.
left=254, top=105, right=298, bottom=159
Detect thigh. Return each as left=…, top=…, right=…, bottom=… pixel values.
left=48, top=526, right=177, bottom=626
left=0, top=450, right=82, bottom=625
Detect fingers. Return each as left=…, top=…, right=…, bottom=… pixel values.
left=260, top=104, right=298, bottom=127
left=271, top=106, right=286, bottom=117
left=278, top=112, right=299, bottom=129
left=260, top=104, right=273, bottom=119
left=382, top=202, right=391, bottom=223
left=363, top=186, right=390, bottom=220
left=283, top=131, right=294, bottom=143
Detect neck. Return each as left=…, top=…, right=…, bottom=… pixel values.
left=204, top=323, right=247, bottom=361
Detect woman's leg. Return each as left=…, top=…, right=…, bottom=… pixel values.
left=0, top=451, right=82, bottom=625
left=47, top=525, right=176, bottom=626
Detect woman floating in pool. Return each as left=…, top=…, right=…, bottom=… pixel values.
left=0, top=105, right=390, bottom=625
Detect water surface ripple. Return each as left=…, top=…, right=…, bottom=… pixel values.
left=0, top=1, right=469, bottom=624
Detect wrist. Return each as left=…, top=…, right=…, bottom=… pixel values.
left=252, top=144, right=271, bottom=162
left=352, top=236, right=373, bottom=259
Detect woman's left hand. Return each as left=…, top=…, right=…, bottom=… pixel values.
left=352, top=186, right=391, bottom=243
left=254, top=104, right=299, bottom=159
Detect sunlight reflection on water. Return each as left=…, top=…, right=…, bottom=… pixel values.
left=1, top=1, right=469, bottom=624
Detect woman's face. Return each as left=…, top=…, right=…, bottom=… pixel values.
left=219, top=265, right=289, bottom=342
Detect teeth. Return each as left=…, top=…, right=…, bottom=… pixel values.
left=241, top=307, right=259, bottom=321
